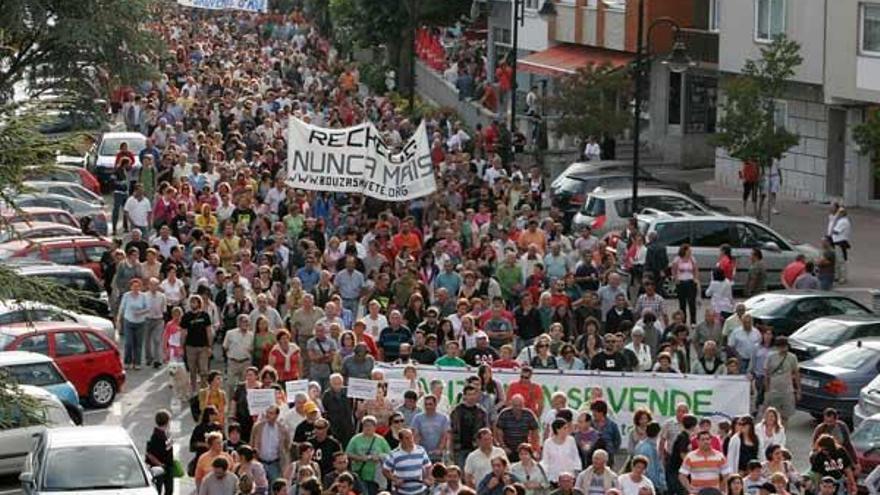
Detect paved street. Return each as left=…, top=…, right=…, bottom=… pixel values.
left=2, top=166, right=864, bottom=495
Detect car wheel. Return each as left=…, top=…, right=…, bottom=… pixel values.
left=661, top=277, right=678, bottom=298
left=89, top=376, right=116, bottom=408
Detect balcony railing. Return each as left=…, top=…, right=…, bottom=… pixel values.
left=677, top=28, right=719, bottom=65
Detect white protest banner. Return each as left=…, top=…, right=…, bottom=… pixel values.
left=347, top=377, right=379, bottom=400
left=285, top=380, right=309, bottom=400
left=176, top=0, right=268, bottom=13
left=286, top=118, right=436, bottom=201
left=376, top=364, right=749, bottom=426
left=246, top=388, right=276, bottom=414
left=385, top=378, right=415, bottom=403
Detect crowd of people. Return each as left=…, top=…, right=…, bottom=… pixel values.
left=96, top=5, right=866, bottom=495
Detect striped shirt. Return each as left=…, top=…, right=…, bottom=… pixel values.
left=679, top=448, right=730, bottom=490
left=383, top=445, right=431, bottom=495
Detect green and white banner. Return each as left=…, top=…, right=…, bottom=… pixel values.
left=376, top=364, right=749, bottom=425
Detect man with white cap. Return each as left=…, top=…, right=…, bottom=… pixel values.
left=345, top=415, right=391, bottom=495
left=462, top=331, right=499, bottom=366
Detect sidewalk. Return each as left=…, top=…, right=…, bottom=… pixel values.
left=649, top=167, right=880, bottom=305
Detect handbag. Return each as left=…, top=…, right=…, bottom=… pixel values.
left=171, top=459, right=185, bottom=478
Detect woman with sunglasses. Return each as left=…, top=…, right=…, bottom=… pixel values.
left=726, top=416, right=764, bottom=476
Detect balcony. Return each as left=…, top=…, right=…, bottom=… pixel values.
left=677, top=28, right=719, bottom=65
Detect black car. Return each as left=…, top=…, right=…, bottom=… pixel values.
left=789, top=315, right=880, bottom=360
left=744, top=290, right=872, bottom=336
left=9, top=262, right=110, bottom=317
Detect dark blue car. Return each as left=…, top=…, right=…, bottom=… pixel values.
left=797, top=339, right=880, bottom=423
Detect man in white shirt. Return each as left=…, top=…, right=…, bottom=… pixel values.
left=124, top=184, right=152, bottom=233
left=464, top=428, right=508, bottom=488
left=583, top=136, right=602, bottom=161
left=618, top=456, right=654, bottom=495
left=223, top=314, right=255, bottom=394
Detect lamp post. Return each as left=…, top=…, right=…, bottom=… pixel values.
left=508, top=1, right=557, bottom=143
left=601, top=0, right=693, bottom=213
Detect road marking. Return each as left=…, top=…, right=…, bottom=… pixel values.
left=0, top=489, right=20, bottom=495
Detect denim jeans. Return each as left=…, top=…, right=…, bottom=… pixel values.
left=123, top=320, right=145, bottom=365
left=112, top=191, right=128, bottom=234
left=144, top=318, right=164, bottom=365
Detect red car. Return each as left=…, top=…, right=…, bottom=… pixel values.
left=1, top=206, right=81, bottom=230
left=0, top=322, right=125, bottom=408
left=0, top=235, right=112, bottom=279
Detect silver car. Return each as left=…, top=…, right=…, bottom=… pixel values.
left=641, top=212, right=820, bottom=296
left=20, top=426, right=162, bottom=495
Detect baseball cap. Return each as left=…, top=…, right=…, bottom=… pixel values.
left=362, top=415, right=378, bottom=425
left=475, top=330, right=489, bottom=340
left=303, top=401, right=319, bottom=415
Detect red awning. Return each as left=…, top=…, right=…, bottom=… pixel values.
left=518, top=44, right=634, bottom=77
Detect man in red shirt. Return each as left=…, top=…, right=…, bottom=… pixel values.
left=481, top=83, right=498, bottom=113
left=484, top=120, right=500, bottom=156
left=781, top=254, right=807, bottom=289
left=505, top=366, right=543, bottom=416
left=391, top=219, right=422, bottom=257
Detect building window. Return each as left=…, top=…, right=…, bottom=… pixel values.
left=525, top=0, right=540, bottom=9
left=862, top=4, right=880, bottom=55
left=493, top=27, right=511, bottom=46
left=773, top=100, right=788, bottom=129
left=755, top=0, right=785, bottom=42
left=710, top=0, right=721, bottom=32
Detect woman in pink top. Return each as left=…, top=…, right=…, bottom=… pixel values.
left=670, top=243, right=700, bottom=324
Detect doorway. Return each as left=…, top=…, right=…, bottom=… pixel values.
left=826, top=108, right=846, bottom=197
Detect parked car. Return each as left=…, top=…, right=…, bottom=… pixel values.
left=87, top=131, right=146, bottom=191
left=0, top=235, right=113, bottom=279
left=1, top=207, right=81, bottom=231
left=0, top=385, right=74, bottom=476
left=20, top=426, right=162, bottom=495
left=572, top=187, right=713, bottom=234
left=0, top=221, right=84, bottom=244
left=23, top=181, right=104, bottom=206
left=23, top=165, right=101, bottom=195
left=852, top=412, right=880, bottom=488
left=12, top=194, right=107, bottom=235
left=11, top=262, right=110, bottom=317
left=0, top=351, right=83, bottom=425
left=640, top=213, right=821, bottom=296
left=797, top=339, right=880, bottom=422
left=744, top=291, right=872, bottom=336
left=550, top=161, right=642, bottom=190
left=789, top=315, right=880, bottom=360
left=551, top=170, right=709, bottom=222
left=0, top=322, right=125, bottom=407
left=0, top=299, right=115, bottom=340
left=855, top=374, right=880, bottom=427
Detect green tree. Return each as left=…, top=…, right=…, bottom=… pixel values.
left=712, top=35, right=802, bottom=222
left=853, top=106, right=880, bottom=179
left=0, top=0, right=162, bottom=111
left=544, top=63, right=631, bottom=140
left=328, top=0, right=471, bottom=92
left=0, top=370, right=49, bottom=429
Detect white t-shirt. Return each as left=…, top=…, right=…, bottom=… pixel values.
left=464, top=447, right=507, bottom=486
left=359, top=314, right=388, bottom=339
left=618, top=474, right=655, bottom=495
left=124, top=196, right=152, bottom=227
left=160, top=278, right=186, bottom=305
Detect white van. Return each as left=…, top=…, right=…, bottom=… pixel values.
left=0, top=385, right=74, bottom=475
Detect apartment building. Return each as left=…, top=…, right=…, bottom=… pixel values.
left=715, top=0, right=880, bottom=206
left=480, top=0, right=720, bottom=166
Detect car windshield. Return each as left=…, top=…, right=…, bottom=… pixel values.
left=852, top=419, right=880, bottom=449
left=582, top=197, right=606, bottom=216
left=793, top=320, right=854, bottom=346
left=0, top=333, right=16, bottom=349
left=42, top=445, right=148, bottom=491
left=99, top=137, right=145, bottom=156
left=1, top=362, right=65, bottom=387
left=745, top=296, right=790, bottom=317
left=814, top=345, right=878, bottom=369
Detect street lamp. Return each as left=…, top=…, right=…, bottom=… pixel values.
left=601, top=0, right=694, bottom=213
left=509, top=0, right=557, bottom=142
